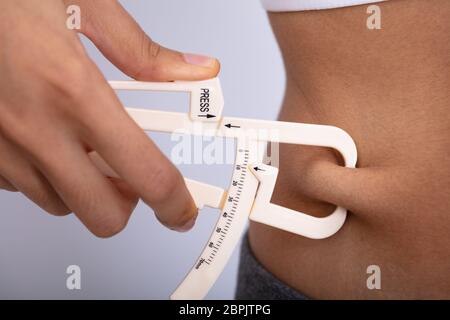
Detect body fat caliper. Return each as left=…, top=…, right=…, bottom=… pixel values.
left=106, top=78, right=357, bottom=300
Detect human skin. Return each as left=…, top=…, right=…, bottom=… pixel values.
left=249, top=0, right=450, bottom=299
left=0, top=0, right=220, bottom=237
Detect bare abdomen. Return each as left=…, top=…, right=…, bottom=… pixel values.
left=249, top=0, right=450, bottom=299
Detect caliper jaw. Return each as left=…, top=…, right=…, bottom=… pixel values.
left=249, top=163, right=347, bottom=239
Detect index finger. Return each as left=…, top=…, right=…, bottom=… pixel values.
left=77, top=72, right=197, bottom=231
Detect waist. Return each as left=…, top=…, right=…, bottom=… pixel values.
left=249, top=79, right=450, bottom=299
left=250, top=2, right=450, bottom=299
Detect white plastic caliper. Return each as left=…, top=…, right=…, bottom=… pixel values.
left=108, top=78, right=357, bottom=300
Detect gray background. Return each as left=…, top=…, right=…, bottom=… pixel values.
left=0, top=0, right=285, bottom=299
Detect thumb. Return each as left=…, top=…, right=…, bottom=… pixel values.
left=76, top=0, right=220, bottom=81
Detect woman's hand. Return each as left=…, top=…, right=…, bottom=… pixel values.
left=0, top=0, right=220, bottom=237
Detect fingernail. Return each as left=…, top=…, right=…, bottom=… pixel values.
left=177, top=216, right=197, bottom=233
left=183, top=53, right=216, bottom=67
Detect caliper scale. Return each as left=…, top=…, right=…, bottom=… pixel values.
left=107, top=78, right=357, bottom=300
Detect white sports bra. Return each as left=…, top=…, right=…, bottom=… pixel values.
left=261, top=0, right=387, bottom=11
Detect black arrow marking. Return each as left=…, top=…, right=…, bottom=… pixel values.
left=198, top=114, right=216, bottom=119
left=253, top=167, right=265, bottom=172
left=224, top=123, right=240, bottom=129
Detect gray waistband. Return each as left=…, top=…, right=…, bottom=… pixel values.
left=235, top=232, right=310, bottom=300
